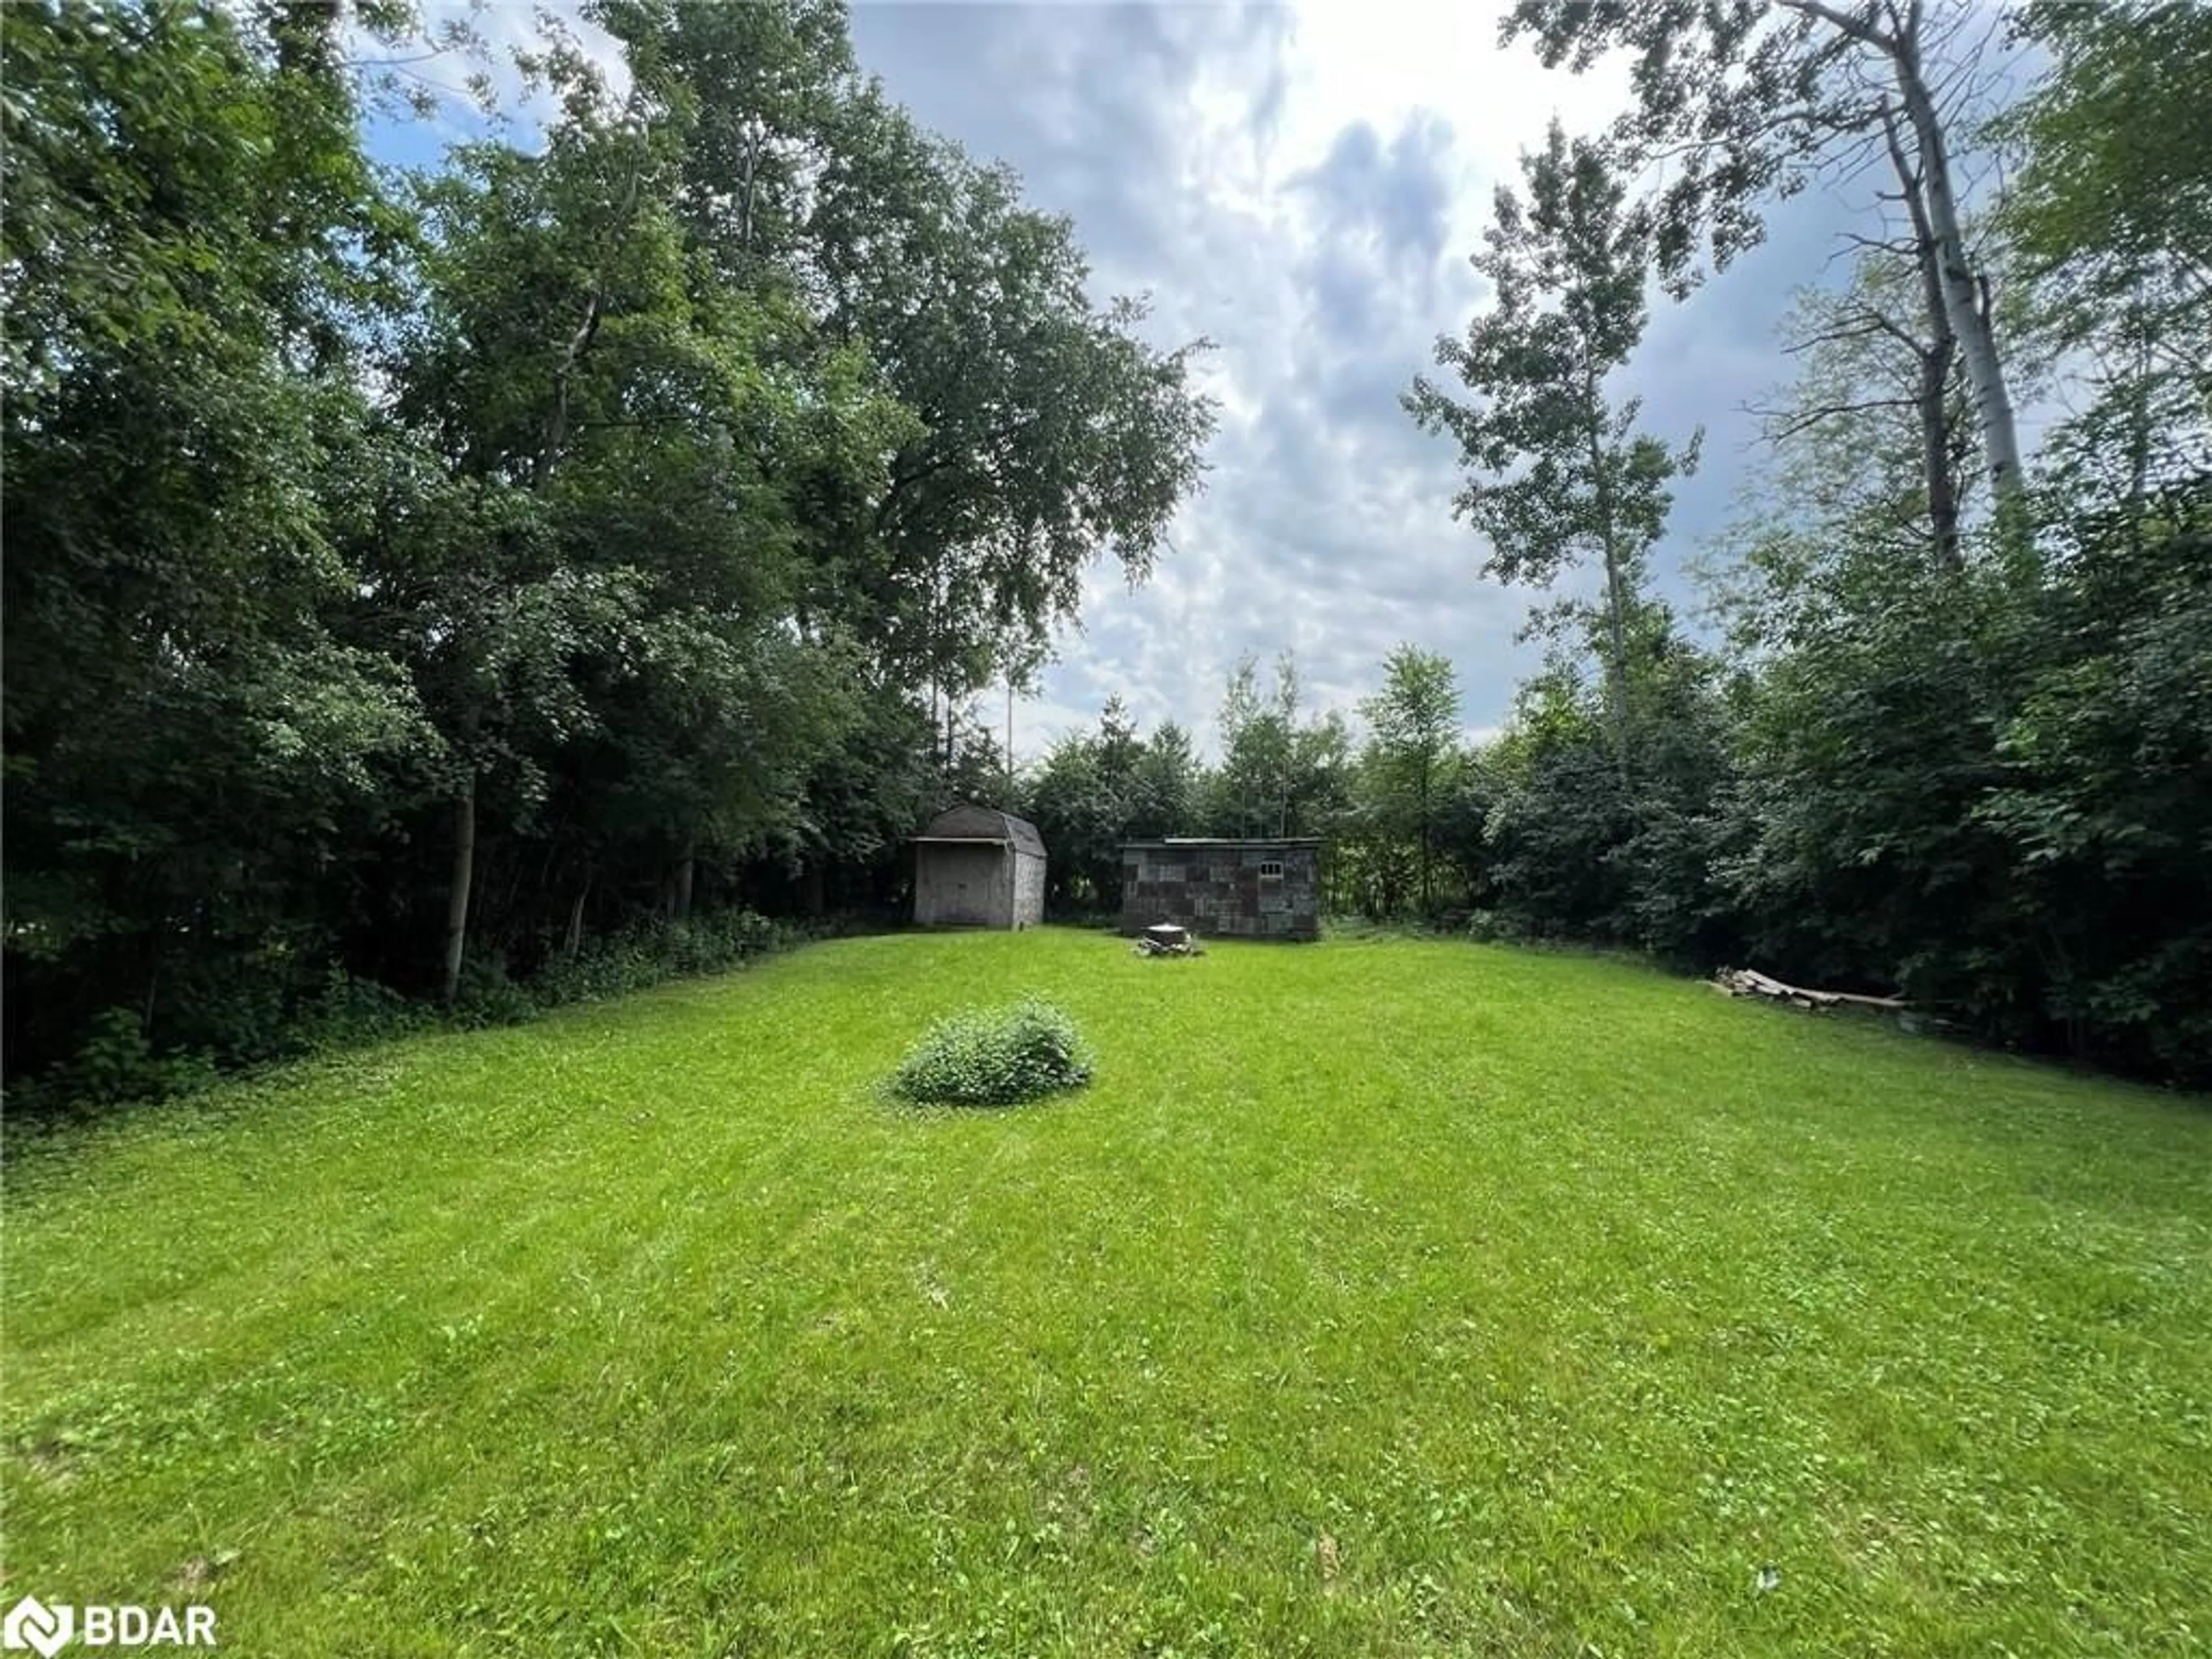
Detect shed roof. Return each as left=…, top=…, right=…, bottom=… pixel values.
left=916, top=802, right=1046, bottom=858
left=1122, top=837, right=1324, bottom=850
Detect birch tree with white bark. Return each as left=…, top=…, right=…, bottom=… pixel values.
left=1504, top=0, right=2025, bottom=513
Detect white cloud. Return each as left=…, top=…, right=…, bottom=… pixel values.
left=370, top=2, right=1850, bottom=759
left=358, top=0, right=631, bottom=152
left=845, top=2, right=1675, bottom=757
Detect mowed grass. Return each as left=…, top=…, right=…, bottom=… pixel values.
left=4, top=930, right=2209, bottom=1657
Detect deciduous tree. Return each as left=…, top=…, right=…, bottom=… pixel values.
left=1359, top=647, right=1462, bottom=916
left=1503, top=0, right=2025, bottom=507
left=1406, top=122, right=1699, bottom=767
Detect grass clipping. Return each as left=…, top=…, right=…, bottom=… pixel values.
left=891, top=996, right=1095, bottom=1107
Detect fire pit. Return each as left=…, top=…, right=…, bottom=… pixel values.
left=1132, top=922, right=1202, bottom=958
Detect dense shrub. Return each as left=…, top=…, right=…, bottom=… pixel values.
left=2, top=1007, right=222, bottom=1115
left=1726, top=509, right=2212, bottom=1083
left=523, top=912, right=790, bottom=1010
left=891, top=997, right=1095, bottom=1107
left=13, top=908, right=817, bottom=1113
left=292, top=969, right=439, bottom=1048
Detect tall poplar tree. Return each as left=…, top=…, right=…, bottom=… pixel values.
left=1404, top=122, right=1698, bottom=768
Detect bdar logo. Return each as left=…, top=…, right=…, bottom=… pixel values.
left=2, top=1597, right=73, bottom=1659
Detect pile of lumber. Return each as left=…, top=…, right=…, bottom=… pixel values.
left=1710, top=967, right=1906, bottom=1011
left=1132, top=922, right=1203, bottom=958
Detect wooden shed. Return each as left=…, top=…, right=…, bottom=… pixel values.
left=911, top=804, right=1047, bottom=930
left=1120, top=838, right=1323, bottom=940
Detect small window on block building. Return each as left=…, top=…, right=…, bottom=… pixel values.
left=1259, top=859, right=1285, bottom=882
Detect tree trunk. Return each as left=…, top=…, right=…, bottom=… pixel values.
left=441, top=771, right=477, bottom=1004
left=738, top=125, right=759, bottom=254
left=1892, top=18, right=2023, bottom=506
left=1783, top=0, right=2025, bottom=506
left=1918, top=329, right=1962, bottom=567
left=1600, top=544, right=1632, bottom=766
left=1584, top=368, right=1633, bottom=770
left=565, top=871, right=592, bottom=960
left=672, top=838, right=696, bottom=922
left=532, top=135, right=644, bottom=491
left=1418, top=762, right=1432, bottom=915
left=1884, top=108, right=1964, bottom=569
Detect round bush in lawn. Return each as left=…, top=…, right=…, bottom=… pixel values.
left=891, top=997, right=1095, bottom=1107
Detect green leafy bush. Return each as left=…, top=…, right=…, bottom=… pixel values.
left=524, top=912, right=798, bottom=1010
left=6, top=1007, right=221, bottom=1114
left=891, top=997, right=1095, bottom=1107
left=294, top=968, right=435, bottom=1050
left=448, top=960, right=540, bottom=1030
left=14, top=911, right=821, bottom=1116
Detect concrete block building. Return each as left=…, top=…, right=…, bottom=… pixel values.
left=1119, top=838, right=1322, bottom=940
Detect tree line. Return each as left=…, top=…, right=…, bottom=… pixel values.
left=1023, top=1, right=2211, bottom=1087
left=6, top=0, right=2205, bottom=1097
left=2, top=0, right=1214, bottom=1093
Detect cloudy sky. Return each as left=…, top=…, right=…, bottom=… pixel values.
left=837, top=2, right=1877, bottom=758
left=385, top=1, right=1884, bottom=757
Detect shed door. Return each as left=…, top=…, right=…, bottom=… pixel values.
left=924, top=844, right=1002, bottom=925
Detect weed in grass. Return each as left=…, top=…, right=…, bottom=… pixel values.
left=889, top=994, right=1095, bottom=1107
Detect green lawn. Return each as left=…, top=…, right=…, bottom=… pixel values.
left=5, top=929, right=2208, bottom=1657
